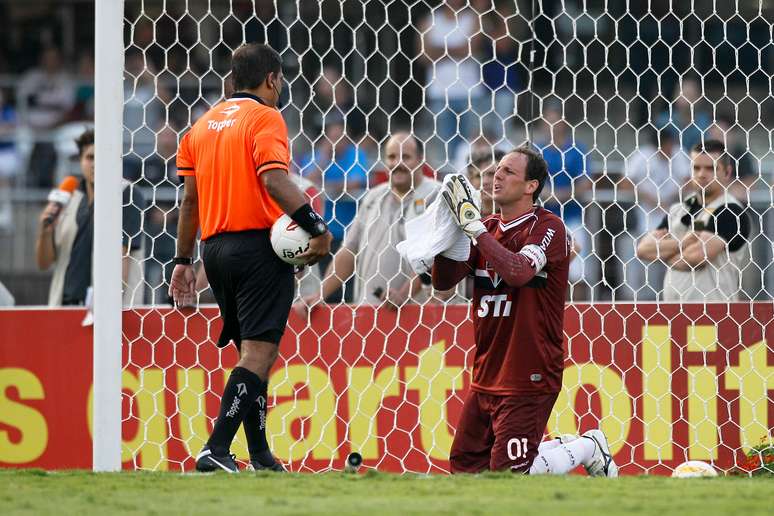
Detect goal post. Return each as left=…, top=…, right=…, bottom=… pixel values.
left=92, top=0, right=125, bottom=472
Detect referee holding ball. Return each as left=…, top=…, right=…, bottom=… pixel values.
left=170, top=43, right=332, bottom=472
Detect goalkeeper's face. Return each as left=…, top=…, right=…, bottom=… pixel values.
left=492, top=152, right=535, bottom=206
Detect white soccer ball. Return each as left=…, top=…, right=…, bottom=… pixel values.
left=271, top=214, right=311, bottom=266
left=671, top=460, right=718, bottom=478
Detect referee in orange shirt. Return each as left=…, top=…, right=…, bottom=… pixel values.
left=169, top=43, right=332, bottom=472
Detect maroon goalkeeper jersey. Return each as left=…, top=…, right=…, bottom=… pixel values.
left=468, top=207, right=571, bottom=396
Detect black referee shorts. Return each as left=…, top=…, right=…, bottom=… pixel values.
left=202, top=229, right=294, bottom=348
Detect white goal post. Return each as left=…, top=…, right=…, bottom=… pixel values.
left=92, top=0, right=125, bottom=472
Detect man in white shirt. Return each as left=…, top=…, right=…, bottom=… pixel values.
left=294, top=132, right=443, bottom=311
left=636, top=140, right=751, bottom=302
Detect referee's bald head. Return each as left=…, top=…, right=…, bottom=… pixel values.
left=231, top=43, right=282, bottom=91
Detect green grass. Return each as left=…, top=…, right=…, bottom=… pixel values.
left=0, top=469, right=771, bottom=515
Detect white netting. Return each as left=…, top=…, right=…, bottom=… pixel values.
left=120, top=1, right=774, bottom=474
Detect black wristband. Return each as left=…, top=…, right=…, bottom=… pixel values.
left=290, top=204, right=328, bottom=237
left=173, top=256, right=193, bottom=265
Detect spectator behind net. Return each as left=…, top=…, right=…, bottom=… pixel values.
left=636, top=140, right=752, bottom=302
left=655, top=76, right=711, bottom=152
left=419, top=0, right=483, bottom=162
left=35, top=129, right=146, bottom=306
left=298, top=112, right=369, bottom=302
left=294, top=132, right=454, bottom=313
left=705, top=115, right=758, bottom=202
left=17, top=46, right=76, bottom=187
left=534, top=100, right=591, bottom=299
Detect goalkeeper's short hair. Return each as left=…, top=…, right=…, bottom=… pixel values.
left=512, top=146, right=549, bottom=202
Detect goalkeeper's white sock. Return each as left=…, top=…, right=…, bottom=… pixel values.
left=529, top=438, right=595, bottom=475
left=537, top=438, right=562, bottom=453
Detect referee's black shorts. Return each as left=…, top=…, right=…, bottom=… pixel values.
left=202, top=229, right=294, bottom=348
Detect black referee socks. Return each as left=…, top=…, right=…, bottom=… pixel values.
left=207, top=366, right=262, bottom=456
left=243, top=380, right=272, bottom=462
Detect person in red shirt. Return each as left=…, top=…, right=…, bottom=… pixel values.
left=433, top=146, right=618, bottom=476
left=169, top=43, right=332, bottom=473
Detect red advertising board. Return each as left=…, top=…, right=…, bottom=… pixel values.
left=0, top=303, right=772, bottom=474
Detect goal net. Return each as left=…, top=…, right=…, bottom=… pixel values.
left=118, top=0, right=773, bottom=474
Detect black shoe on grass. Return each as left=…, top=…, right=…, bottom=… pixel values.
left=195, top=447, right=239, bottom=473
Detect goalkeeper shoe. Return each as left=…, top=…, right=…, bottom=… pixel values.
left=441, top=174, right=486, bottom=239
left=195, top=446, right=239, bottom=473
left=581, top=429, right=618, bottom=478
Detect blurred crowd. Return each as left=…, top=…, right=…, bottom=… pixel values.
left=0, top=0, right=771, bottom=306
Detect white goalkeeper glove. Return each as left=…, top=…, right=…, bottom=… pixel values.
left=441, top=174, right=486, bottom=240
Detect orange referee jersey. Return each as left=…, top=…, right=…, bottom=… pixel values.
left=176, top=92, right=289, bottom=240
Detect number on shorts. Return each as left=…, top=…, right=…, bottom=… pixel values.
left=507, top=437, right=529, bottom=460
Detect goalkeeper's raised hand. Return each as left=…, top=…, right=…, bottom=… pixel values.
left=441, top=174, right=486, bottom=239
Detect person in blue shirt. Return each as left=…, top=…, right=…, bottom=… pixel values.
left=537, top=105, right=588, bottom=223
left=298, top=113, right=369, bottom=301
left=655, top=77, right=711, bottom=152
left=535, top=102, right=591, bottom=298
left=478, top=1, right=523, bottom=141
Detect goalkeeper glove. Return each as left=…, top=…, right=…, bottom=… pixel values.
left=441, top=174, right=486, bottom=239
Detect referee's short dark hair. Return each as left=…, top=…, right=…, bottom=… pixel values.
left=511, top=145, right=549, bottom=202
left=692, top=139, right=731, bottom=168
left=231, top=43, right=282, bottom=91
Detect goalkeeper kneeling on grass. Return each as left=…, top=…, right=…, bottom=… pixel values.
left=432, top=146, right=618, bottom=476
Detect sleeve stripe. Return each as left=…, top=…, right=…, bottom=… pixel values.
left=177, top=167, right=194, bottom=171
left=256, top=160, right=288, bottom=171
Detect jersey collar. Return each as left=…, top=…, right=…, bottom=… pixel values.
left=498, top=207, right=538, bottom=232
left=229, top=91, right=268, bottom=105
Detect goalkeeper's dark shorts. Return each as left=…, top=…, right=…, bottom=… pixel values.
left=449, top=391, right=559, bottom=474
left=201, top=229, right=294, bottom=348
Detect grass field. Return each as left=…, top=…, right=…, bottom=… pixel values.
left=1, top=469, right=771, bottom=515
